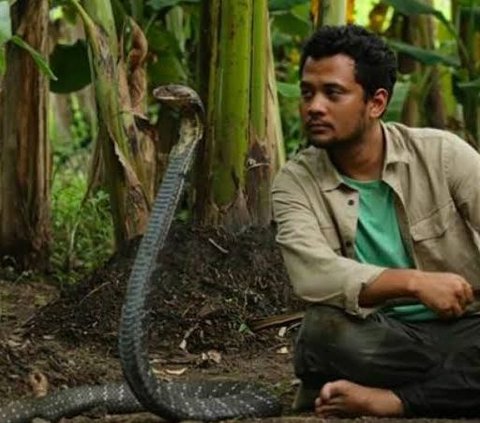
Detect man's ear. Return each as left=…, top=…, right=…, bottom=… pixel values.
left=368, top=88, right=389, bottom=118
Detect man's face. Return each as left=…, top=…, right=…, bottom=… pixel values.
left=299, top=54, right=372, bottom=149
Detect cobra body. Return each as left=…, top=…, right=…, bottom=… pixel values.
left=0, top=85, right=281, bottom=423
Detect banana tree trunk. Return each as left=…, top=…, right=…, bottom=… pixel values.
left=311, top=0, right=348, bottom=28
left=72, top=0, right=155, bottom=247
left=247, top=0, right=284, bottom=225
left=211, top=0, right=252, bottom=228
left=456, top=2, right=479, bottom=145
left=196, top=0, right=283, bottom=228
left=424, top=8, right=447, bottom=129
left=395, top=11, right=448, bottom=129
left=0, top=0, right=50, bottom=270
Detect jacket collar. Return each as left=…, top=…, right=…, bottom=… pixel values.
left=306, top=121, right=410, bottom=192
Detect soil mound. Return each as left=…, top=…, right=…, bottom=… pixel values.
left=26, top=223, right=303, bottom=354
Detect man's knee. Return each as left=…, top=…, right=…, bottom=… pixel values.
left=297, top=304, right=369, bottom=355
left=295, top=304, right=440, bottom=389
left=295, top=305, right=375, bottom=385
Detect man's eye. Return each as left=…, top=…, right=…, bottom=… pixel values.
left=326, top=88, right=342, bottom=98
left=301, top=90, right=313, bottom=99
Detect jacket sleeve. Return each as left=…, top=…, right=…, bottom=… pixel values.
left=446, top=134, right=480, bottom=233
left=272, top=166, right=386, bottom=318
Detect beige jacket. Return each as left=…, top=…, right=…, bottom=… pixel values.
left=272, top=122, right=480, bottom=317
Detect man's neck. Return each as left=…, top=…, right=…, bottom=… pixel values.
left=329, top=122, right=384, bottom=181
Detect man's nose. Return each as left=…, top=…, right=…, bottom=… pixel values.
left=307, top=93, right=327, bottom=115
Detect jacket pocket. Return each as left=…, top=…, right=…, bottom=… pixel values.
left=410, top=201, right=455, bottom=241
left=409, top=201, right=474, bottom=273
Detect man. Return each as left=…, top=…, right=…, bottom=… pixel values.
left=272, top=24, right=480, bottom=418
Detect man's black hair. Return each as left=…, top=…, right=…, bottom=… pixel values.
left=299, top=25, right=397, bottom=102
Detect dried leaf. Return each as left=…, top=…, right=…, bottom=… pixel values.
left=29, top=372, right=48, bottom=398
left=7, top=339, right=22, bottom=348
left=126, top=18, right=148, bottom=112
left=201, top=350, right=222, bottom=364
left=165, top=367, right=188, bottom=376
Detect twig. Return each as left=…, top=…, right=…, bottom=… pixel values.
left=250, top=311, right=305, bottom=331
left=79, top=281, right=110, bottom=305
left=208, top=238, right=229, bottom=254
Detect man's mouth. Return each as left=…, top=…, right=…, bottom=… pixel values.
left=308, top=122, right=333, bottom=132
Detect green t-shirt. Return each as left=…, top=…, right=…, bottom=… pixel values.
left=342, top=176, right=437, bottom=322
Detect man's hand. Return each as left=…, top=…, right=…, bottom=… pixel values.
left=411, top=272, right=474, bottom=319
left=360, top=269, right=475, bottom=319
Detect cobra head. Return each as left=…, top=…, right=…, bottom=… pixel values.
left=152, top=84, right=204, bottom=115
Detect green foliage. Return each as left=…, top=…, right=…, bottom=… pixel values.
left=10, top=35, right=57, bottom=79
left=49, top=93, right=110, bottom=285
left=147, top=0, right=200, bottom=12
left=0, top=1, right=7, bottom=74
left=459, top=4, right=480, bottom=31
left=269, top=0, right=308, bottom=12
left=147, top=18, right=182, bottom=53
left=270, top=0, right=311, bottom=39
left=277, top=81, right=300, bottom=98
left=149, top=55, right=188, bottom=85
left=51, top=94, right=93, bottom=167
left=383, top=0, right=449, bottom=24
left=0, top=1, right=11, bottom=43
left=273, top=12, right=310, bottom=38
left=384, top=0, right=461, bottom=66
left=146, top=23, right=188, bottom=85
left=129, top=0, right=144, bottom=21
left=384, top=79, right=411, bottom=122
left=458, top=77, right=480, bottom=89
left=51, top=173, right=113, bottom=285
left=0, top=0, right=56, bottom=80
left=388, top=40, right=461, bottom=67
left=270, top=0, right=310, bottom=157
left=136, top=2, right=200, bottom=89
left=386, top=0, right=479, bottom=142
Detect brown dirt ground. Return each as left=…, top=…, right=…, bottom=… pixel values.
left=0, top=224, right=304, bottom=422
left=0, top=223, right=475, bottom=423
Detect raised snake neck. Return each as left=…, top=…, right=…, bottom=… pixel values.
left=0, top=85, right=281, bottom=423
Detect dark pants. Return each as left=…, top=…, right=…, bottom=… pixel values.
left=295, top=304, right=480, bottom=417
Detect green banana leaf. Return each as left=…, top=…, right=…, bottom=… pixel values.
left=147, top=0, right=199, bottom=11
left=388, top=40, right=460, bottom=68
left=383, top=0, right=450, bottom=29
left=269, top=0, right=308, bottom=12
left=0, top=1, right=55, bottom=78
left=272, top=11, right=310, bottom=38
left=0, top=0, right=11, bottom=44
left=457, top=77, right=480, bottom=89
left=148, top=53, right=187, bottom=85
left=10, top=35, right=56, bottom=79
left=277, top=81, right=300, bottom=98
left=384, top=81, right=411, bottom=122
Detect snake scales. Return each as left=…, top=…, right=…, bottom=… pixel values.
left=0, top=85, right=281, bottom=422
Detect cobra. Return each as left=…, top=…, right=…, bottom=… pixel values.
left=0, top=85, right=282, bottom=423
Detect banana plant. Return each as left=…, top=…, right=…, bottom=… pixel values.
left=311, top=0, right=349, bottom=28
left=0, top=0, right=53, bottom=270
left=195, top=0, right=284, bottom=228
left=0, top=0, right=55, bottom=77
left=384, top=0, right=480, bottom=146
left=59, top=0, right=159, bottom=248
